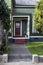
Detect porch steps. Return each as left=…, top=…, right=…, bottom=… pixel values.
left=15, top=39, right=25, bottom=44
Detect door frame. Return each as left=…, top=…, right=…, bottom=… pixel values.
left=14, top=20, right=22, bottom=36
left=12, top=15, right=30, bottom=39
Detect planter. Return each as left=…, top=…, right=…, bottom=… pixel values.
left=0, top=55, right=2, bottom=62
left=32, top=54, right=39, bottom=63
left=2, top=54, right=8, bottom=63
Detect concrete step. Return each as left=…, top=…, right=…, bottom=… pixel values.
left=8, top=54, right=32, bottom=59
left=8, top=54, right=32, bottom=62
left=8, top=59, right=32, bottom=62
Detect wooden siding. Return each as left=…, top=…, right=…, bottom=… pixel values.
left=13, top=8, right=35, bottom=15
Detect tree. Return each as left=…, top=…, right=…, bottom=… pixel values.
left=34, top=0, right=43, bottom=33
left=0, top=0, right=10, bottom=54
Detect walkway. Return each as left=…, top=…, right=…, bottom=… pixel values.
left=8, top=44, right=32, bottom=62
left=0, top=62, right=43, bottom=65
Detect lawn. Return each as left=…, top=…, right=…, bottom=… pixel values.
left=26, top=42, right=43, bottom=55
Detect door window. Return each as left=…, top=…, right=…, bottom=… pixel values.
left=16, top=23, right=20, bottom=28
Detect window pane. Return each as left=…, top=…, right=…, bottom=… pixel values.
left=16, top=23, right=20, bottom=28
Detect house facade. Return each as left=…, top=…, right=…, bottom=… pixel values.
left=5, top=0, right=43, bottom=43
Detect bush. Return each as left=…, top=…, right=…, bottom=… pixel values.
left=0, top=37, right=11, bottom=55
left=8, top=32, right=11, bottom=36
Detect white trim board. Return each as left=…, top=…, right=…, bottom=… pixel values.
left=8, top=36, right=43, bottom=39
left=30, top=36, right=43, bottom=38
left=8, top=37, right=30, bottom=39
left=12, top=15, right=29, bottom=18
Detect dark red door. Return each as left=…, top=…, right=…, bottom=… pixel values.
left=15, top=21, right=20, bottom=36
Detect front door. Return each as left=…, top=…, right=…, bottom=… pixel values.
left=15, top=21, right=20, bottom=36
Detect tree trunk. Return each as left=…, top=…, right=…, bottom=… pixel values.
left=0, top=21, right=3, bottom=45
left=6, top=31, right=9, bottom=47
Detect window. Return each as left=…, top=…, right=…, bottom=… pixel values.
left=16, top=22, right=20, bottom=28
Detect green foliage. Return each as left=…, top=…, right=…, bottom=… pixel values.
left=34, top=0, right=43, bottom=33
left=1, top=37, right=7, bottom=54
left=0, top=0, right=10, bottom=31
left=0, top=0, right=11, bottom=54
left=0, top=37, right=11, bottom=55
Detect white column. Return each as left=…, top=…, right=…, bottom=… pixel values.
left=32, top=16, right=35, bottom=33
left=14, top=21, right=15, bottom=36
left=11, top=17, right=13, bottom=37
left=27, top=16, right=30, bottom=38
left=20, top=21, right=22, bottom=36
left=10, top=14, right=11, bottom=21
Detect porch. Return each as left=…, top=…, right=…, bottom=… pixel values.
left=11, top=15, right=30, bottom=38
left=8, top=37, right=29, bottom=44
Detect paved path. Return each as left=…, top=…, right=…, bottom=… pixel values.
left=0, top=44, right=43, bottom=65
left=0, top=62, right=43, bottom=65
left=8, top=44, right=32, bottom=62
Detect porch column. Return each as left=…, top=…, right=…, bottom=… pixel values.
left=20, top=21, right=22, bottom=36
left=14, top=21, right=15, bottom=36
left=11, top=17, right=13, bottom=37
left=27, top=16, right=30, bottom=38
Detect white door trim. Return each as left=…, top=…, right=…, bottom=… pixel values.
left=20, top=21, right=22, bottom=36
left=14, top=21, right=15, bottom=36
left=12, top=15, right=30, bottom=38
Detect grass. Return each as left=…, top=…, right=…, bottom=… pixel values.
left=26, top=42, right=43, bottom=55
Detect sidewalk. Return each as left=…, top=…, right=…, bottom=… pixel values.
left=0, top=62, right=43, bottom=65
left=8, top=44, right=32, bottom=62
